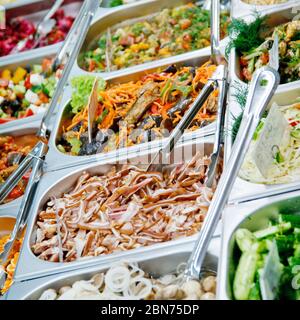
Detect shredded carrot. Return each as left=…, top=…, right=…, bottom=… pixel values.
left=62, top=60, right=219, bottom=151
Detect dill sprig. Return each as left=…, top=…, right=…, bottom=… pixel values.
left=230, top=82, right=268, bottom=143
left=230, top=81, right=249, bottom=142
left=232, top=81, right=249, bottom=110
left=231, top=113, right=243, bottom=143
left=225, top=13, right=266, bottom=57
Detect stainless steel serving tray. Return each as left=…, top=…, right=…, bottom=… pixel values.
left=0, top=120, right=41, bottom=211
left=0, top=202, right=19, bottom=218
left=225, top=77, right=300, bottom=203
left=0, top=52, right=57, bottom=131
left=217, top=189, right=300, bottom=300
left=230, top=0, right=298, bottom=18
left=0, top=0, right=83, bottom=64
left=229, top=3, right=300, bottom=91
left=0, top=213, right=17, bottom=300
left=0, top=213, right=16, bottom=231
left=74, top=0, right=230, bottom=78
left=6, top=237, right=220, bottom=300
left=46, top=52, right=217, bottom=172
left=14, top=136, right=223, bottom=281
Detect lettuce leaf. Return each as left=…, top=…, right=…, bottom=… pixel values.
left=70, top=76, right=106, bottom=114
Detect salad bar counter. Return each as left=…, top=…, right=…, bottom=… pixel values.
left=0, top=0, right=300, bottom=302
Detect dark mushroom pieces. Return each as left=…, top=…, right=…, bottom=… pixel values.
left=167, top=98, right=193, bottom=119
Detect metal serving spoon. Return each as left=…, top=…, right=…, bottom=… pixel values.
left=10, top=0, right=64, bottom=54
left=183, top=66, right=280, bottom=282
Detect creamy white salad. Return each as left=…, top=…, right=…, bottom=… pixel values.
left=240, top=99, right=300, bottom=184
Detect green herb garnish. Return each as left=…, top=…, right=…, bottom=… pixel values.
left=109, top=0, right=123, bottom=7
left=226, top=13, right=266, bottom=57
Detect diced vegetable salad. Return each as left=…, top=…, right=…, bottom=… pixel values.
left=81, top=3, right=230, bottom=72
left=0, top=58, right=62, bottom=123
left=227, top=15, right=300, bottom=84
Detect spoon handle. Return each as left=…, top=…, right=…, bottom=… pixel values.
left=184, top=67, right=280, bottom=280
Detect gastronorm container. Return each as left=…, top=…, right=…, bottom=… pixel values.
left=217, top=189, right=300, bottom=300
left=229, top=3, right=300, bottom=92
left=73, top=0, right=230, bottom=78
left=0, top=201, right=19, bottom=218
left=6, top=237, right=220, bottom=300
left=231, top=0, right=298, bottom=18
left=225, top=75, right=300, bottom=203
left=0, top=52, right=58, bottom=130
left=45, top=52, right=219, bottom=172
left=0, top=214, right=17, bottom=300
left=0, top=214, right=16, bottom=234
left=0, top=0, right=83, bottom=63
left=13, top=135, right=223, bottom=281
left=0, top=120, right=41, bottom=210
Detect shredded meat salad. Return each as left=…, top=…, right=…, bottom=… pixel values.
left=32, top=152, right=220, bottom=262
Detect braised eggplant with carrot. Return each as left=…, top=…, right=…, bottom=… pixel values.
left=57, top=61, right=219, bottom=156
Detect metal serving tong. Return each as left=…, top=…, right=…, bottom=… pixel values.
left=182, top=66, right=280, bottom=283
left=11, top=0, right=64, bottom=54
left=0, top=0, right=100, bottom=287
left=147, top=0, right=228, bottom=174
left=205, top=0, right=228, bottom=188
left=146, top=64, right=225, bottom=172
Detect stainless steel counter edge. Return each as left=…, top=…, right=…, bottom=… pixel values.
left=217, top=188, right=300, bottom=300
left=6, top=236, right=221, bottom=300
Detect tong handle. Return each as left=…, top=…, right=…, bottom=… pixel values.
left=211, top=0, right=220, bottom=60
left=160, top=79, right=216, bottom=159
left=0, top=141, right=48, bottom=263
left=212, top=65, right=227, bottom=154
left=40, top=0, right=64, bottom=24
left=210, top=0, right=226, bottom=65
left=147, top=78, right=215, bottom=171
left=205, top=65, right=228, bottom=188
left=51, top=0, right=89, bottom=71
left=184, top=67, right=280, bottom=279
